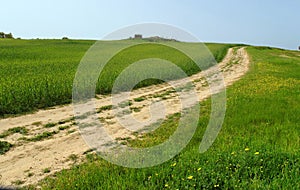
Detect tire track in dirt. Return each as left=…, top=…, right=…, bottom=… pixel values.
left=0, top=47, right=249, bottom=187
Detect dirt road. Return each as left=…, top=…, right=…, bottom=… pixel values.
left=0, top=47, right=250, bottom=187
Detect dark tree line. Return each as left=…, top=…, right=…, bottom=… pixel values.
left=0, top=32, right=14, bottom=39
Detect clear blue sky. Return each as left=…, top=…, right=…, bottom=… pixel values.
left=1, top=0, right=299, bottom=50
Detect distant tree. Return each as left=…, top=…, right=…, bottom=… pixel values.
left=298, top=46, right=300, bottom=51
left=0, top=32, right=5, bottom=38
left=62, top=37, right=69, bottom=40
left=5, top=33, right=13, bottom=39
left=0, top=32, right=14, bottom=39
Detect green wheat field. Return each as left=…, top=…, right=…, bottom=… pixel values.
left=0, top=39, right=299, bottom=189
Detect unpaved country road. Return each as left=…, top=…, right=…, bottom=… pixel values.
left=0, top=47, right=250, bottom=187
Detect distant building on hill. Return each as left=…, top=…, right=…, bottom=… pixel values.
left=134, top=34, right=143, bottom=39
left=129, top=34, right=179, bottom=42
left=144, top=36, right=179, bottom=42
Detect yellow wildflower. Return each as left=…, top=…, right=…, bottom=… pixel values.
left=165, top=184, right=169, bottom=187
left=187, top=175, right=193, bottom=180
left=197, top=167, right=202, bottom=171
left=245, top=147, right=250, bottom=151
left=171, top=162, right=177, bottom=167
left=255, top=152, right=260, bottom=155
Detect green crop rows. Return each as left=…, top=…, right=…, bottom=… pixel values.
left=0, top=39, right=233, bottom=116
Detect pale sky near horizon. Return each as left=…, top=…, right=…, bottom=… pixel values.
left=1, top=0, right=299, bottom=50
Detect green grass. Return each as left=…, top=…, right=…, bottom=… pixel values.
left=0, top=141, right=13, bottom=155
left=118, top=100, right=133, bottom=108
left=43, top=168, right=51, bottom=174
left=0, top=126, right=28, bottom=138
left=12, top=180, right=25, bottom=186
left=0, top=39, right=232, bottom=116
left=32, top=121, right=42, bottom=126
left=68, top=154, right=79, bottom=162
left=128, top=113, right=181, bottom=147
left=0, top=39, right=94, bottom=116
left=130, top=106, right=142, bottom=112
left=44, top=122, right=57, bottom=128
left=94, top=42, right=235, bottom=95
left=133, top=97, right=146, bottom=102
left=58, top=125, right=71, bottom=131
left=26, top=131, right=58, bottom=142
left=30, top=46, right=300, bottom=189
left=97, top=105, right=113, bottom=113
left=67, top=129, right=76, bottom=134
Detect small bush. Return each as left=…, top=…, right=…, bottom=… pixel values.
left=0, top=141, right=13, bottom=155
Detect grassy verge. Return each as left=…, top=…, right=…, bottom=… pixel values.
left=23, top=46, right=300, bottom=189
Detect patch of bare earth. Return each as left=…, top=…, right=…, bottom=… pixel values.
left=0, top=47, right=250, bottom=187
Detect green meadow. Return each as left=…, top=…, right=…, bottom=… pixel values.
left=35, top=47, right=300, bottom=189
left=1, top=39, right=299, bottom=189
left=32, top=46, right=300, bottom=189
left=0, top=39, right=232, bottom=116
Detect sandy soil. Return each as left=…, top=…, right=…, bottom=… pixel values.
left=0, top=47, right=250, bottom=187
